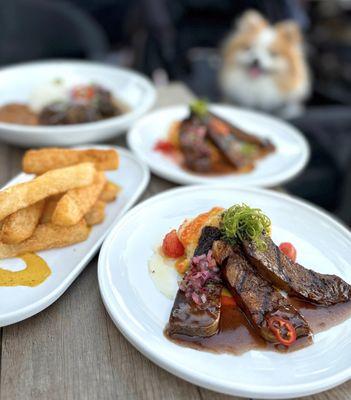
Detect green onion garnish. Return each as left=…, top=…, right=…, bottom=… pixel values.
left=221, top=204, right=271, bottom=250
left=190, top=99, right=208, bottom=118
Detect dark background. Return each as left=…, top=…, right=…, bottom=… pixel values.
left=0, top=0, right=350, bottom=222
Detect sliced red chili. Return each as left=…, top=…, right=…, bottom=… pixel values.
left=267, top=316, right=297, bottom=346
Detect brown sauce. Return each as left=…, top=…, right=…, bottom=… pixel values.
left=166, top=299, right=351, bottom=354
left=0, top=103, right=38, bottom=125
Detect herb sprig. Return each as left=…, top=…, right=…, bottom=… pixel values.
left=220, top=204, right=271, bottom=250
left=190, top=99, right=208, bottom=118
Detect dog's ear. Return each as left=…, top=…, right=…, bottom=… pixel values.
left=237, top=10, right=267, bottom=33
left=276, top=21, right=302, bottom=44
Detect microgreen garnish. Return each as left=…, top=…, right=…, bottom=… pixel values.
left=240, top=143, right=257, bottom=156
left=190, top=99, right=208, bottom=118
left=220, top=204, right=271, bottom=250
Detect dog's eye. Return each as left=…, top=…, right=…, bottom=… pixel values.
left=269, top=50, right=278, bottom=57
left=241, top=44, right=251, bottom=51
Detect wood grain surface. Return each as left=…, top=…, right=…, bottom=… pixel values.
left=0, top=83, right=349, bottom=400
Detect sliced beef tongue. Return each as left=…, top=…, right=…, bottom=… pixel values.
left=179, top=117, right=212, bottom=173
left=212, top=240, right=311, bottom=344
left=168, top=227, right=223, bottom=338
left=242, top=236, right=351, bottom=306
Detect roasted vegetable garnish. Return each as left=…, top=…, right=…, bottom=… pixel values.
left=220, top=203, right=271, bottom=250
left=190, top=99, right=208, bottom=118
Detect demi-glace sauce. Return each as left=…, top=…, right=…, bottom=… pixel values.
left=166, top=300, right=351, bottom=354
left=0, top=253, right=51, bottom=287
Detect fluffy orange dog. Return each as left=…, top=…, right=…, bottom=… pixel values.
left=219, top=10, right=310, bottom=117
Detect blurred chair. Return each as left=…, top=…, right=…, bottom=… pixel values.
left=0, top=0, right=109, bottom=65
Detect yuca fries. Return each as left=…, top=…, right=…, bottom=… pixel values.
left=23, top=148, right=119, bottom=174
left=52, top=171, right=106, bottom=226
left=85, top=200, right=106, bottom=226
left=0, top=163, right=96, bottom=222
left=40, top=195, right=62, bottom=223
left=0, top=220, right=90, bottom=259
left=100, top=181, right=121, bottom=203
left=1, top=200, right=45, bottom=244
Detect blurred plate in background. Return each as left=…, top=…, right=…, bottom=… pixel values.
left=128, top=104, right=310, bottom=188
left=0, top=60, right=156, bottom=147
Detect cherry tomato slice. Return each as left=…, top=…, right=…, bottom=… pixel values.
left=267, top=316, right=297, bottom=346
left=71, top=85, right=95, bottom=101
left=279, top=242, right=297, bottom=262
left=154, top=140, right=175, bottom=154
left=162, top=229, right=185, bottom=258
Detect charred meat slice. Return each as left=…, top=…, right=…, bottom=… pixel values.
left=168, top=284, right=222, bottom=337
left=242, top=236, right=351, bottom=306
left=206, top=113, right=275, bottom=169
left=212, top=240, right=311, bottom=343
left=179, top=117, right=212, bottom=172
left=168, top=227, right=223, bottom=338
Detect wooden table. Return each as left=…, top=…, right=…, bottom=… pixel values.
left=0, top=84, right=350, bottom=400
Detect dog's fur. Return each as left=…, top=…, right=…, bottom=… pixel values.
left=219, top=10, right=310, bottom=117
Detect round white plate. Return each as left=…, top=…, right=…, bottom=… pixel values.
left=127, top=104, right=310, bottom=187
left=0, top=146, right=150, bottom=327
left=98, top=185, right=351, bottom=399
left=0, top=60, right=156, bottom=147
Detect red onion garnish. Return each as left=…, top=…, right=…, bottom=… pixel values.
left=179, top=251, right=221, bottom=306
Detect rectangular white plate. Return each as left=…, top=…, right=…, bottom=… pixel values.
left=0, top=145, right=149, bottom=327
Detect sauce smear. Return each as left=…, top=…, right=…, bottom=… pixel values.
left=0, top=253, right=51, bottom=287
left=166, top=299, right=351, bottom=354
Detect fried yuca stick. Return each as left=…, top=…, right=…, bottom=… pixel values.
left=0, top=163, right=96, bottom=222
left=23, top=148, right=119, bottom=174
left=1, top=200, right=45, bottom=244
left=85, top=200, right=106, bottom=226
left=0, top=220, right=90, bottom=259
left=52, top=171, right=106, bottom=226
left=99, top=181, right=121, bottom=203
left=40, top=195, right=62, bottom=224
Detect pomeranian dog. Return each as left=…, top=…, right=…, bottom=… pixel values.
left=219, top=10, right=310, bottom=118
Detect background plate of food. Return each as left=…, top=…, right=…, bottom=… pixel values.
left=0, top=60, right=156, bottom=147
left=127, top=101, right=310, bottom=187
left=0, top=145, right=149, bottom=327
left=98, top=185, right=351, bottom=399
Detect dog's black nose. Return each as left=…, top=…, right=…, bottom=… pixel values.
left=251, top=58, right=260, bottom=68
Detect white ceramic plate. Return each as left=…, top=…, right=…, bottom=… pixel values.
left=127, top=104, right=310, bottom=187
left=0, top=146, right=149, bottom=327
left=0, top=60, right=156, bottom=147
left=98, top=185, right=351, bottom=399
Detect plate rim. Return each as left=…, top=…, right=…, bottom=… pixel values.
left=98, top=184, right=351, bottom=399
left=0, top=59, right=156, bottom=134
left=127, top=104, right=310, bottom=188
left=0, top=145, right=150, bottom=327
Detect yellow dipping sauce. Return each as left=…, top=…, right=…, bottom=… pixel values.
left=0, top=253, right=51, bottom=287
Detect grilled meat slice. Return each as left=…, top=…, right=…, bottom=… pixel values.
left=194, top=226, right=222, bottom=257
left=168, top=284, right=222, bottom=337
left=206, top=113, right=275, bottom=169
left=212, top=240, right=311, bottom=343
left=179, top=117, right=212, bottom=172
left=242, top=236, right=351, bottom=306
left=168, top=226, right=223, bottom=338
left=209, top=112, right=275, bottom=150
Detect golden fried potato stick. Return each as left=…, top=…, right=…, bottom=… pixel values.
left=99, top=181, right=121, bottom=203
left=85, top=200, right=106, bottom=226
left=40, top=195, right=62, bottom=224
left=23, top=148, right=119, bottom=175
left=1, top=200, right=45, bottom=244
left=52, top=172, right=106, bottom=226
left=0, top=163, right=96, bottom=222
left=0, top=220, right=90, bottom=259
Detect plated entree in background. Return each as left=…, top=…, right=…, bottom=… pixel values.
left=0, top=80, right=128, bottom=126
left=149, top=204, right=351, bottom=354
left=154, top=100, right=275, bottom=175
